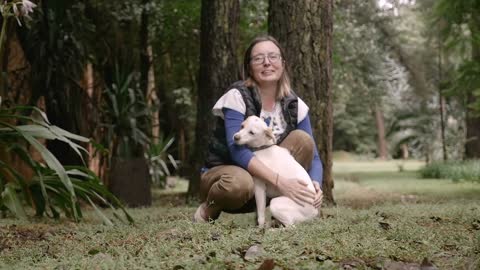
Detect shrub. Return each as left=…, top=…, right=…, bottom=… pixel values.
left=419, top=160, right=480, bottom=182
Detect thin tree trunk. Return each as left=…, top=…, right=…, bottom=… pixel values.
left=437, top=37, right=448, bottom=161
left=374, top=105, right=388, bottom=159
left=439, top=95, right=447, bottom=160
left=401, top=144, right=409, bottom=159
left=140, top=0, right=150, bottom=97
left=269, top=0, right=335, bottom=205
left=147, top=45, right=159, bottom=143
left=85, top=63, right=100, bottom=176
left=187, top=0, right=240, bottom=199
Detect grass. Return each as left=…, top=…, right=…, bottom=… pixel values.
left=1, top=161, right=479, bottom=269
left=419, top=160, right=480, bottom=182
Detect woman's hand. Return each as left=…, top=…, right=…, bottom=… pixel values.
left=312, top=181, right=323, bottom=208
left=276, top=175, right=315, bottom=206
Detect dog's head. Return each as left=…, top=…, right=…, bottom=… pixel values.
left=233, top=116, right=276, bottom=148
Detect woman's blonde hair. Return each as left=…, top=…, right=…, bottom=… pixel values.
left=242, top=35, right=292, bottom=99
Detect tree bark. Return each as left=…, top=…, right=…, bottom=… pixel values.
left=0, top=22, right=36, bottom=183
left=401, top=144, right=409, bottom=159
left=437, top=37, right=448, bottom=161
left=374, top=105, right=388, bottom=159
left=269, top=0, right=335, bottom=205
left=187, top=0, right=240, bottom=198
left=465, top=13, right=480, bottom=159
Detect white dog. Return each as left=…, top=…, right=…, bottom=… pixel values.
left=233, top=116, right=318, bottom=227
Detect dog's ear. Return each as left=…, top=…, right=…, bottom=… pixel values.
left=265, top=128, right=276, bottom=143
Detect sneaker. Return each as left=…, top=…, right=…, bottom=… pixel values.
left=193, top=203, right=208, bottom=223
left=193, top=202, right=220, bottom=223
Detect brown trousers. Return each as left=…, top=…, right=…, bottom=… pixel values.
left=199, top=130, right=315, bottom=214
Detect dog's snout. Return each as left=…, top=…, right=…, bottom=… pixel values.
left=234, top=134, right=240, bottom=141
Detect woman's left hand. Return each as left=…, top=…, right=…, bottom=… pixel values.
left=312, top=181, right=323, bottom=208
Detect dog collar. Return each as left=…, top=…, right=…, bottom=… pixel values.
left=250, top=144, right=276, bottom=152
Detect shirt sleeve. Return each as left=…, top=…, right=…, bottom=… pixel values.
left=297, top=114, right=324, bottom=187
left=297, top=97, right=309, bottom=124
left=212, top=89, right=246, bottom=118
left=223, top=108, right=254, bottom=169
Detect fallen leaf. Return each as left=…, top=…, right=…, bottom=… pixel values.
left=88, top=249, right=100, bottom=255
left=420, top=257, right=438, bottom=270
left=211, top=232, right=221, bottom=241
left=472, top=219, right=480, bottom=230
left=429, top=216, right=442, bottom=222
left=379, top=222, right=391, bottom=230
left=316, top=254, right=332, bottom=262
left=375, top=211, right=389, bottom=219
left=257, top=259, right=275, bottom=270
left=244, top=244, right=265, bottom=262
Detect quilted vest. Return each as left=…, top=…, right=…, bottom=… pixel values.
left=204, top=81, right=298, bottom=168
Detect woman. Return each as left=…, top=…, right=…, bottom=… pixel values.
left=194, top=35, right=323, bottom=223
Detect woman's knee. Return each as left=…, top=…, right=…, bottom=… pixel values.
left=280, top=130, right=315, bottom=169
left=287, top=130, right=314, bottom=149
left=206, top=166, right=254, bottom=210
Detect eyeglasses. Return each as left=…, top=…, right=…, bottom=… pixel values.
left=250, top=53, right=282, bottom=65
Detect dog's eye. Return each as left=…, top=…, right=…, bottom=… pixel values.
left=249, top=131, right=255, bottom=135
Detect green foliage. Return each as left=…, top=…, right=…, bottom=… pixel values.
left=22, top=2, right=93, bottom=100
left=171, top=87, right=195, bottom=123
left=432, top=0, right=480, bottom=114
left=101, top=66, right=150, bottom=159
left=239, top=0, right=268, bottom=54
left=147, top=134, right=178, bottom=187
left=446, top=60, right=480, bottom=112
left=333, top=0, right=383, bottom=154
left=0, top=100, right=132, bottom=223
left=149, top=0, right=200, bottom=163
left=432, top=0, right=479, bottom=51
left=420, top=160, right=480, bottom=182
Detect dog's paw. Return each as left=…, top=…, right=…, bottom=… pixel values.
left=257, top=217, right=266, bottom=228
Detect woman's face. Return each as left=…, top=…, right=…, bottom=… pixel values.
left=249, top=41, right=284, bottom=86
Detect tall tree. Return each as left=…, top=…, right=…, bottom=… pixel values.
left=268, top=0, right=334, bottom=204
left=374, top=105, right=388, bottom=159
left=22, top=1, right=93, bottom=166
left=465, top=12, right=480, bottom=159
left=433, top=0, right=480, bottom=159
left=187, top=0, right=240, bottom=198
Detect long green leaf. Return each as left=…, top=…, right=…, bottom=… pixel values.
left=22, top=134, right=79, bottom=221
left=86, top=196, right=113, bottom=226
left=1, top=184, right=27, bottom=220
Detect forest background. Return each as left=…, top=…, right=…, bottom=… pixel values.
left=0, top=0, right=479, bottom=220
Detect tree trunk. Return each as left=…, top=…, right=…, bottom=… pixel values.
left=0, top=22, right=36, bottom=183
left=109, top=157, right=151, bottom=207
left=187, top=0, right=240, bottom=198
left=465, top=13, right=480, bottom=159
left=269, top=0, right=335, bottom=205
left=140, top=0, right=150, bottom=97
left=374, top=105, right=388, bottom=159
left=437, top=37, right=448, bottom=161
left=147, top=45, right=159, bottom=143
left=401, top=144, right=409, bottom=159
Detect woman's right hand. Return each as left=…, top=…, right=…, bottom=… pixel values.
left=276, top=175, right=315, bottom=206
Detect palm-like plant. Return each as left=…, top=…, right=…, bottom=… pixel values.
left=147, top=134, right=178, bottom=188
left=102, top=66, right=150, bottom=160
left=0, top=99, right=133, bottom=224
